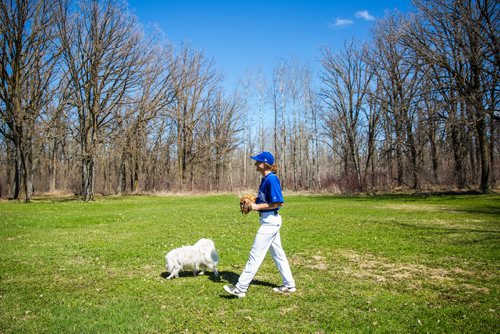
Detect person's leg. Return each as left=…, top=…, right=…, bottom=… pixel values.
left=269, top=229, right=295, bottom=288
left=236, top=223, right=280, bottom=292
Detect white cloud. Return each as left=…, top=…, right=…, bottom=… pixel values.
left=355, top=10, right=375, bottom=21
left=330, top=18, right=354, bottom=27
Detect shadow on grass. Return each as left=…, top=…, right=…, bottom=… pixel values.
left=159, top=270, right=277, bottom=287
left=394, top=221, right=500, bottom=246
left=12, top=196, right=83, bottom=203
left=213, top=271, right=277, bottom=288
left=451, top=206, right=500, bottom=216
left=305, top=190, right=496, bottom=202
left=159, top=271, right=219, bottom=280
left=214, top=271, right=279, bottom=299
left=394, top=221, right=500, bottom=235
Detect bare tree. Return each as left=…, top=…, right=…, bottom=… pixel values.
left=207, top=92, right=242, bottom=191
left=405, top=0, right=498, bottom=192
left=41, top=78, right=71, bottom=193
left=1, top=0, right=497, bottom=197
left=255, top=65, right=267, bottom=151
left=419, top=74, right=442, bottom=184
left=57, top=0, right=142, bottom=201
left=114, top=34, right=176, bottom=194
left=369, top=13, right=423, bottom=189
left=169, top=43, right=220, bottom=190
left=237, top=71, right=252, bottom=189
left=285, top=56, right=304, bottom=190
left=271, top=59, right=288, bottom=186
left=0, top=0, right=59, bottom=202
left=320, top=41, right=373, bottom=191
left=304, top=79, right=322, bottom=190
left=363, top=76, right=383, bottom=189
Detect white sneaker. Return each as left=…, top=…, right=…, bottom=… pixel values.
left=223, top=285, right=246, bottom=298
left=273, top=286, right=296, bottom=293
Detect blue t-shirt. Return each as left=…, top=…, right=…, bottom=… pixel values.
left=256, top=173, right=284, bottom=211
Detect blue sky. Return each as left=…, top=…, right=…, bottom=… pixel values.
left=127, top=0, right=413, bottom=91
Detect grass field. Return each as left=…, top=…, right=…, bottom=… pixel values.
left=0, top=193, right=499, bottom=333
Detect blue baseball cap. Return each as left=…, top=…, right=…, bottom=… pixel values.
left=250, top=151, right=274, bottom=165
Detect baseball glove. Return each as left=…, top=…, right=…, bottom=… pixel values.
left=239, top=194, right=256, bottom=214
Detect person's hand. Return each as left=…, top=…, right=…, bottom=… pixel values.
left=251, top=203, right=259, bottom=211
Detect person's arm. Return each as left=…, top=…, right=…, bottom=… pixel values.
left=251, top=202, right=283, bottom=211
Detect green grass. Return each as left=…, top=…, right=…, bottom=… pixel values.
left=0, top=193, right=499, bottom=333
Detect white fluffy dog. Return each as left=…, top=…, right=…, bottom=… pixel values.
left=165, top=238, right=219, bottom=279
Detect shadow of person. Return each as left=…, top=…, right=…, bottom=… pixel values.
left=214, top=271, right=277, bottom=288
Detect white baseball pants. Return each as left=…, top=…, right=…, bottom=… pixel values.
left=236, top=211, right=295, bottom=292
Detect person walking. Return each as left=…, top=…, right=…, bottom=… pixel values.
left=224, top=151, right=296, bottom=298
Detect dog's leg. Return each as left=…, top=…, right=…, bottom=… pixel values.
left=198, top=264, right=206, bottom=276
left=213, top=267, right=219, bottom=278
left=167, top=268, right=179, bottom=279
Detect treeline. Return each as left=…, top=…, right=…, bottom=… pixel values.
left=0, top=0, right=498, bottom=202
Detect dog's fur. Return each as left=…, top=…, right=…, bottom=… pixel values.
left=165, top=238, right=219, bottom=279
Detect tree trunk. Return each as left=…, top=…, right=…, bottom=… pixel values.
left=21, top=141, right=33, bottom=202
left=450, top=123, right=466, bottom=189
left=475, top=110, right=490, bottom=193
left=82, top=155, right=95, bottom=201
left=13, top=138, right=22, bottom=200
left=428, top=119, right=439, bottom=184
left=49, top=137, right=57, bottom=192
left=489, top=115, right=496, bottom=184
left=406, top=120, right=419, bottom=190
left=133, top=157, right=139, bottom=193
left=395, top=131, right=404, bottom=187
left=81, top=122, right=96, bottom=201
left=117, top=153, right=126, bottom=194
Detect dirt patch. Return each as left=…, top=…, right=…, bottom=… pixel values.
left=460, top=284, right=490, bottom=294
left=338, top=250, right=491, bottom=294
left=426, top=219, right=470, bottom=229
left=280, top=305, right=299, bottom=315
left=289, top=253, right=329, bottom=271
